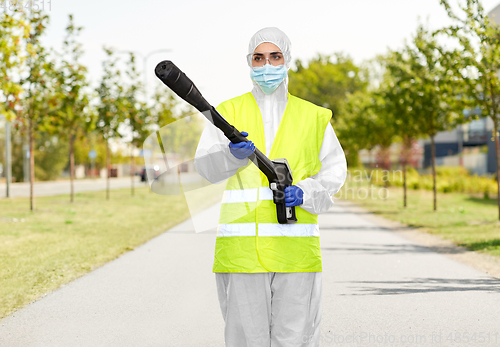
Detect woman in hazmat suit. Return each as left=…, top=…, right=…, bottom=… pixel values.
left=194, top=27, right=347, bottom=347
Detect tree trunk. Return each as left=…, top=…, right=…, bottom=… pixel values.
left=5, top=119, right=11, bottom=198
left=403, top=162, right=407, bottom=208
left=401, top=137, right=411, bottom=209
left=431, top=135, right=437, bottom=211
left=69, top=133, right=75, bottom=203
left=106, top=140, right=110, bottom=200
left=382, top=146, right=390, bottom=188
left=494, top=121, right=500, bottom=220
left=90, top=133, right=95, bottom=180
left=29, top=118, right=34, bottom=212
left=177, top=165, right=184, bottom=196
left=130, top=144, right=135, bottom=197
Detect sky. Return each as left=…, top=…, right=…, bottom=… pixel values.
left=37, top=0, right=500, bottom=108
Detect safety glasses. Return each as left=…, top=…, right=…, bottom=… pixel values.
left=246, top=51, right=285, bottom=67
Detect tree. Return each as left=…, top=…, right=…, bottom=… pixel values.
left=437, top=0, right=500, bottom=218
left=52, top=14, right=94, bottom=202
left=150, top=84, right=179, bottom=129
left=401, top=24, right=465, bottom=211
left=17, top=10, right=59, bottom=211
left=0, top=11, right=29, bottom=121
left=288, top=53, right=368, bottom=118
left=335, top=92, right=365, bottom=167
left=157, top=111, right=203, bottom=161
left=33, top=132, right=69, bottom=181
left=337, top=90, right=385, bottom=168
left=380, top=49, right=426, bottom=207
left=72, top=132, right=107, bottom=175
left=96, top=47, right=127, bottom=200
left=288, top=53, right=369, bottom=174
left=123, top=53, right=149, bottom=196
left=147, top=84, right=203, bottom=189
left=0, top=11, right=29, bottom=194
left=9, top=129, right=24, bottom=182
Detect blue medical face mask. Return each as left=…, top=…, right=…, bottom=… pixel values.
left=250, top=64, right=287, bottom=95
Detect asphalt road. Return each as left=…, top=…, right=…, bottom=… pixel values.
left=1, top=199, right=499, bottom=346
left=0, top=177, right=144, bottom=198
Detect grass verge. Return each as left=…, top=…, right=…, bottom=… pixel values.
left=0, top=183, right=223, bottom=319
left=338, top=182, right=500, bottom=258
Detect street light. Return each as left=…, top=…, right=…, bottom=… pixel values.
left=115, top=48, right=172, bottom=183
left=0, top=115, right=11, bottom=198
left=116, top=48, right=172, bottom=104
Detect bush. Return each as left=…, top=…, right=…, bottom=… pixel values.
left=361, top=166, right=497, bottom=196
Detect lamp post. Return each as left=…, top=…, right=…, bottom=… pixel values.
left=116, top=48, right=172, bottom=105
left=489, top=5, right=500, bottom=176
left=0, top=115, right=11, bottom=198
left=143, top=49, right=173, bottom=103
left=115, top=48, right=172, bottom=187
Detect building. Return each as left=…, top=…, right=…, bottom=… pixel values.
left=421, top=117, right=492, bottom=175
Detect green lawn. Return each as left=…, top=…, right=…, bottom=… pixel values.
left=338, top=181, right=500, bottom=257
left=0, top=183, right=222, bottom=319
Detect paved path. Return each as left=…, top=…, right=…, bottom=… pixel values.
left=0, top=177, right=144, bottom=198
left=1, top=200, right=499, bottom=346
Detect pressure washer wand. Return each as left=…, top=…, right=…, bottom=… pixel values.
left=154, top=60, right=296, bottom=224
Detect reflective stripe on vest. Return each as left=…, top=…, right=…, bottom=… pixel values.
left=218, top=223, right=320, bottom=237
left=222, top=187, right=273, bottom=203
left=213, top=92, right=332, bottom=273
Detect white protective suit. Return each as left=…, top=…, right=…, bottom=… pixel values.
left=193, top=27, right=347, bottom=347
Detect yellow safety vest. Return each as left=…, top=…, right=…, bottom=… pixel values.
left=213, top=92, right=332, bottom=273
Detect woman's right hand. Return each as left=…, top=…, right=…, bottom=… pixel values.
left=228, top=131, right=255, bottom=159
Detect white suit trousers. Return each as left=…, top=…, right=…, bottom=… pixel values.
left=215, top=272, right=322, bottom=347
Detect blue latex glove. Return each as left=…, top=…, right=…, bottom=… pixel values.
left=285, top=185, right=304, bottom=207
left=228, top=131, right=255, bottom=159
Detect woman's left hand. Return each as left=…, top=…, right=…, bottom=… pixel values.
left=284, top=185, right=303, bottom=207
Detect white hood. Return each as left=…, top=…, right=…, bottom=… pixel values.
left=248, top=27, right=292, bottom=155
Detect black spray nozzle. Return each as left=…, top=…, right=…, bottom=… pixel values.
left=154, top=60, right=211, bottom=112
